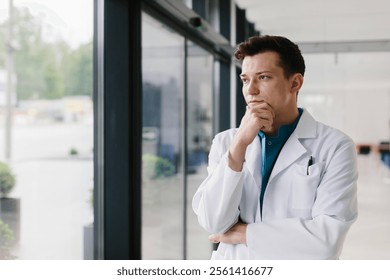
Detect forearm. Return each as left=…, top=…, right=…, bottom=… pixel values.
left=228, top=137, right=247, bottom=172
left=209, top=223, right=247, bottom=245
left=193, top=152, right=244, bottom=233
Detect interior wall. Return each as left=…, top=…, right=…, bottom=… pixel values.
left=299, top=52, right=390, bottom=146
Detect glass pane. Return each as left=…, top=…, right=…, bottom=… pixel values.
left=141, top=12, right=184, bottom=259
left=186, top=42, right=213, bottom=259
left=0, top=1, right=93, bottom=259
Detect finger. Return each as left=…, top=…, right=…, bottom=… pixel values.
left=254, top=113, right=274, bottom=125
left=247, top=104, right=274, bottom=117
left=244, top=110, right=273, bottom=131
left=256, top=111, right=274, bottom=121
left=258, top=119, right=273, bottom=132
left=247, top=107, right=273, bottom=118
left=208, top=234, right=220, bottom=243
left=249, top=102, right=275, bottom=118
left=260, top=125, right=273, bottom=132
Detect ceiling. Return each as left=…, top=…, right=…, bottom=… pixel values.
left=230, top=0, right=390, bottom=90
left=234, top=0, right=390, bottom=43
left=234, top=0, right=390, bottom=143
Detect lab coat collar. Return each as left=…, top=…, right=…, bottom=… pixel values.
left=268, top=108, right=317, bottom=183
left=293, top=108, right=317, bottom=139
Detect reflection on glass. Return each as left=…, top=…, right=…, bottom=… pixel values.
left=141, top=13, right=215, bottom=260
left=142, top=13, right=184, bottom=259
left=0, top=2, right=93, bottom=259
left=186, top=42, right=213, bottom=259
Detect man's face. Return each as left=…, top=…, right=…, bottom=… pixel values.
left=240, top=51, right=298, bottom=120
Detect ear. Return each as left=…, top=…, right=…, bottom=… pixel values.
left=290, top=73, right=304, bottom=94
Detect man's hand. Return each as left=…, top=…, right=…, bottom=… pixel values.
left=208, top=223, right=247, bottom=245
left=228, top=101, right=274, bottom=171
left=237, top=101, right=275, bottom=147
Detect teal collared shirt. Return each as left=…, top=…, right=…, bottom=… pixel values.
left=258, top=108, right=303, bottom=212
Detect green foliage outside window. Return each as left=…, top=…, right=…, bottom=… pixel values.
left=142, top=154, right=175, bottom=179
left=0, top=162, right=16, bottom=198
left=0, top=7, right=92, bottom=100
left=0, top=219, right=15, bottom=260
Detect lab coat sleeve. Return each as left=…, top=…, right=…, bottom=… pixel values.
left=246, top=136, right=358, bottom=259
left=192, top=132, right=245, bottom=234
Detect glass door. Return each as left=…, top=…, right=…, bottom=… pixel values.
left=141, top=12, right=214, bottom=259
left=186, top=41, right=214, bottom=259
left=141, top=12, right=185, bottom=259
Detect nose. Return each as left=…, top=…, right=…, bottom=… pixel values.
left=246, top=79, right=260, bottom=96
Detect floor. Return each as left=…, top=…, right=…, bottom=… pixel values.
left=340, top=153, right=390, bottom=259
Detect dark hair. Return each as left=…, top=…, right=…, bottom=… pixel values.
left=234, top=35, right=305, bottom=78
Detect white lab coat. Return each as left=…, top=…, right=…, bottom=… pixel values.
left=192, top=108, right=358, bottom=259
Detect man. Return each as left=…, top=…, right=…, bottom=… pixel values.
left=192, top=35, right=358, bottom=259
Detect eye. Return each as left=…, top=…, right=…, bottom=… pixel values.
left=259, top=75, right=270, bottom=80
left=241, top=78, right=249, bottom=84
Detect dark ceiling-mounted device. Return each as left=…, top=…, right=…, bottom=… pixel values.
left=189, top=17, right=202, bottom=28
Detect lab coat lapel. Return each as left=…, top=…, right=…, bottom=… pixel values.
left=245, top=135, right=262, bottom=188
left=268, top=109, right=317, bottom=183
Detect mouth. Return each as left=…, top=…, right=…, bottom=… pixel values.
left=247, top=100, right=263, bottom=105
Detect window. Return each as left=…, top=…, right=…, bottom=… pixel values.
left=0, top=0, right=93, bottom=259
left=141, top=12, right=212, bottom=259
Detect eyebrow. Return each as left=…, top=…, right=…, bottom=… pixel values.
left=240, top=71, right=271, bottom=78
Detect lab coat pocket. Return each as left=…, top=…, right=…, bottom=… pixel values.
left=292, top=161, right=325, bottom=210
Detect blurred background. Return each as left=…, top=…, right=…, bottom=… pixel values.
left=0, top=0, right=389, bottom=260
